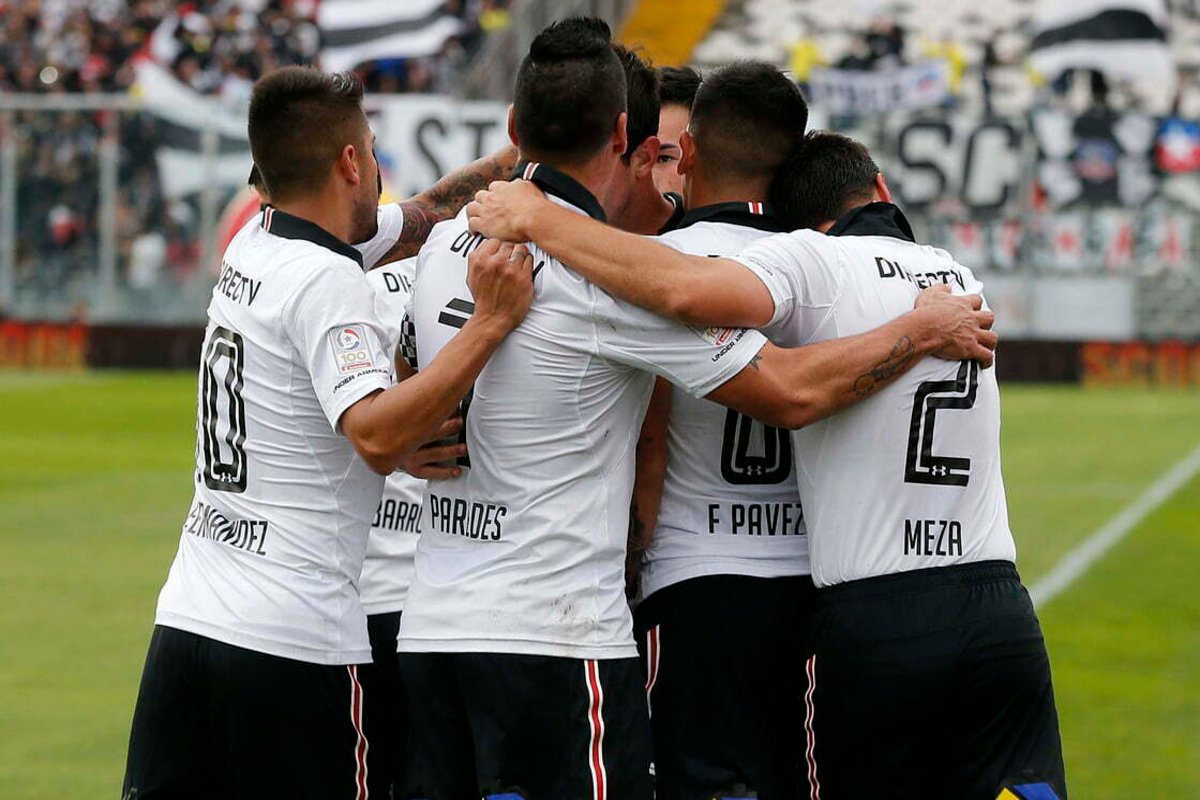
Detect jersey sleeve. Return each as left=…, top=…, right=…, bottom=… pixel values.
left=729, top=230, right=844, bottom=339
left=592, top=294, right=768, bottom=399
left=355, top=203, right=405, bottom=269
left=283, top=262, right=395, bottom=432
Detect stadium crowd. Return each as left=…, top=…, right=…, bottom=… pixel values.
left=1, top=0, right=512, bottom=314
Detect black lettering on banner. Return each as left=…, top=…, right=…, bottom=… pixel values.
left=905, top=360, right=978, bottom=486
left=201, top=325, right=248, bottom=493
left=897, top=121, right=952, bottom=208
left=462, top=119, right=498, bottom=160
left=720, top=410, right=792, bottom=485
left=415, top=116, right=447, bottom=181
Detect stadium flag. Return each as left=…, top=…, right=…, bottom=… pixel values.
left=1156, top=117, right=1200, bottom=173
left=1029, top=0, right=1173, bottom=84
left=319, top=0, right=464, bottom=73
left=131, top=60, right=253, bottom=198
left=807, top=60, right=949, bottom=116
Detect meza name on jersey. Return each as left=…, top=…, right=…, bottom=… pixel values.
left=904, top=518, right=964, bottom=557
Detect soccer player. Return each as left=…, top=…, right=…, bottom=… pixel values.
left=121, top=67, right=532, bottom=800
left=630, top=61, right=813, bottom=800
left=402, top=17, right=995, bottom=800
left=650, top=65, right=701, bottom=197
left=752, top=133, right=1066, bottom=799
left=466, top=132, right=1063, bottom=798
left=607, top=45, right=686, bottom=235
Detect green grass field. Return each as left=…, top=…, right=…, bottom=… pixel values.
left=1, top=372, right=1197, bottom=798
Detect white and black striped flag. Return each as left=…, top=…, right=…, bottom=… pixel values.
left=1029, top=0, right=1173, bottom=82
left=319, top=0, right=465, bottom=74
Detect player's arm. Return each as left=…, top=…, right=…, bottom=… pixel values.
left=626, top=379, right=671, bottom=600
left=630, top=378, right=672, bottom=552
left=466, top=178, right=775, bottom=327
left=341, top=240, right=531, bottom=474
left=374, top=145, right=520, bottom=265
left=705, top=299, right=996, bottom=430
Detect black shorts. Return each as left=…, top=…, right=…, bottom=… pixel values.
left=633, top=574, right=817, bottom=800
left=400, top=652, right=653, bottom=800
left=802, top=561, right=1067, bottom=800
left=123, top=625, right=371, bottom=800
left=360, top=611, right=413, bottom=799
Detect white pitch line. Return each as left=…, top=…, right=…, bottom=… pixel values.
left=1030, top=440, right=1200, bottom=609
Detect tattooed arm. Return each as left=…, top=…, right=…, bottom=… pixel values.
left=705, top=299, right=995, bottom=430
left=372, top=145, right=519, bottom=267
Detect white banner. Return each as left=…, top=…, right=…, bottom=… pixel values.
left=808, top=60, right=950, bottom=116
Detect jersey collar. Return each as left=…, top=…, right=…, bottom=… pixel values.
left=512, top=161, right=606, bottom=222
left=658, top=192, right=687, bottom=234
left=825, top=202, right=915, bottom=242
left=260, top=206, right=364, bottom=268
left=677, top=201, right=787, bottom=233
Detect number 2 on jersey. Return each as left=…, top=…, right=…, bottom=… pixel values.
left=200, top=325, right=249, bottom=493
left=905, top=360, right=978, bottom=486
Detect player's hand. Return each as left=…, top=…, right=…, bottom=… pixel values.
left=400, top=415, right=467, bottom=480
left=915, top=286, right=998, bottom=368
left=467, top=239, right=534, bottom=331
left=466, top=179, right=546, bottom=242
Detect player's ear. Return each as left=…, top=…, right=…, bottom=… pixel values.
left=679, top=129, right=697, bottom=176
left=612, top=112, right=629, bottom=158
left=338, top=144, right=361, bottom=187
left=631, top=136, right=660, bottom=177
left=506, top=104, right=518, bottom=149
left=875, top=172, right=892, bottom=204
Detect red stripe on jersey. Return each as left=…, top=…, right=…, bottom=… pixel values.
left=585, top=660, right=608, bottom=800
left=643, top=626, right=661, bottom=717
left=804, top=655, right=820, bottom=799
left=524, top=162, right=538, bottom=181
left=263, top=206, right=274, bottom=231
left=348, top=665, right=370, bottom=799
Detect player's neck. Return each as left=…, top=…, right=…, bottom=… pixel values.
left=272, top=195, right=354, bottom=245
left=686, top=174, right=769, bottom=210
left=610, top=177, right=674, bottom=235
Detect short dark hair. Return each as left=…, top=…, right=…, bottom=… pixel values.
left=248, top=67, right=367, bottom=203
left=612, top=43, right=660, bottom=161
left=657, top=65, right=701, bottom=109
left=247, top=163, right=264, bottom=191
left=689, top=61, right=807, bottom=183
left=513, top=17, right=627, bottom=165
left=772, top=131, right=880, bottom=230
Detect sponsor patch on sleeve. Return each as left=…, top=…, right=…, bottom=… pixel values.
left=691, top=325, right=737, bottom=346
left=329, top=325, right=376, bottom=374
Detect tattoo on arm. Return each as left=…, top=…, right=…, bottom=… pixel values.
left=375, top=152, right=514, bottom=264
left=852, top=336, right=916, bottom=397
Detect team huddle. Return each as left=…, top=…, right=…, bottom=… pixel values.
left=122, top=16, right=1067, bottom=800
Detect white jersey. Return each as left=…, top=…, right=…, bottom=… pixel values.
left=361, top=257, right=424, bottom=616
left=731, top=203, right=1015, bottom=588
left=399, top=164, right=767, bottom=659
left=357, top=202, right=405, bottom=269
left=155, top=207, right=394, bottom=664
left=640, top=204, right=809, bottom=602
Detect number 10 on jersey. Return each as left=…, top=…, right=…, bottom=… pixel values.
left=200, top=325, right=248, bottom=493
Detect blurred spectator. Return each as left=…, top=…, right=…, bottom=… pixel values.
left=922, top=34, right=966, bottom=108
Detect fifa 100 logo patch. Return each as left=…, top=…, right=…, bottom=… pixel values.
left=330, top=325, right=375, bottom=374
